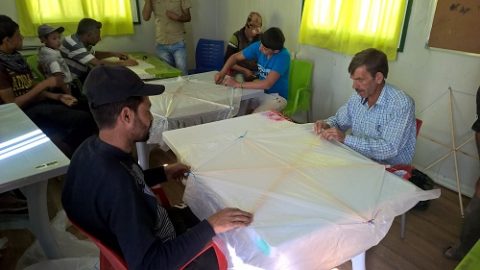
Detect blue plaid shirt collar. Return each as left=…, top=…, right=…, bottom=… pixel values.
left=361, top=83, right=387, bottom=108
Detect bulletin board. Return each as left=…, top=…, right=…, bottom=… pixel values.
left=428, top=0, right=480, bottom=55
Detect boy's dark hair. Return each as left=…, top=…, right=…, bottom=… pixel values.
left=76, top=18, right=102, bottom=36
left=348, top=48, right=389, bottom=79
left=260, top=27, right=285, bottom=51
left=90, top=96, right=143, bottom=129
left=0, top=15, right=19, bottom=45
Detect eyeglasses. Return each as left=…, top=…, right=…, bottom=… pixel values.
left=247, top=24, right=262, bottom=32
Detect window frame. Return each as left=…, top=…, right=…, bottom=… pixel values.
left=132, top=0, right=142, bottom=25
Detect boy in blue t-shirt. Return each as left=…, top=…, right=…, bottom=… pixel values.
left=215, top=27, right=290, bottom=113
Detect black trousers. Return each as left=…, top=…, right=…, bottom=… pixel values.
left=23, top=100, right=97, bottom=157
left=458, top=197, right=480, bottom=256
left=167, top=207, right=220, bottom=270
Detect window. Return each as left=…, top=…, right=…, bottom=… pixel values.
left=16, top=0, right=135, bottom=37
left=299, top=0, right=411, bottom=60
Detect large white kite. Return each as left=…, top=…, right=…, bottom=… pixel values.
left=147, top=76, right=242, bottom=150
left=163, top=112, right=440, bottom=269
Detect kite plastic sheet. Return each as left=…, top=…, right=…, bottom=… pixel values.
left=146, top=76, right=242, bottom=150
left=163, top=112, right=441, bottom=270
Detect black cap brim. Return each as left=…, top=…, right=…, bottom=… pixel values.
left=85, top=66, right=166, bottom=108
left=139, top=83, right=165, bottom=97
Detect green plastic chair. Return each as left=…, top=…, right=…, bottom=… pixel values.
left=282, top=58, right=314, bottom=119
left=25, top=54, right=45, bottom=82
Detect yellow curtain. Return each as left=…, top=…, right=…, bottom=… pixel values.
left=16, top=0, right=134, bottom=37
left=299, top=0, right=407, bottom=60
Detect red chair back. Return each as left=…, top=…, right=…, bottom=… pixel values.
left=70, top=219, right=128, bottom=270
left=151, top=186, right=227, bottom=270
left=69, top=186, right=228, bottom=270
left=179, top=240, right=228, bottom=270
left=415, top=118, right=423, bottom=137
left=386, top=118, right=423, bottom=180
left=73, top=222, right=227, bottom=270
left=151, top=185, right=171, bottom=208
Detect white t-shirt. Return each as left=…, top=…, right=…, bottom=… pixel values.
left=38, top=46, right=73, bottom=83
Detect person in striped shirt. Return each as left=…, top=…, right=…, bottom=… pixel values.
left=60, top=18, right=138, bottom=83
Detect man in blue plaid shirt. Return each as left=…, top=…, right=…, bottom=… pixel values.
left=314, top=48, right=416, bottom=165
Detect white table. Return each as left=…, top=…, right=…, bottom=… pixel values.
left=163, top=112, right=440, bottom=270
left=136, top=71, right=265, bottom=169
left=0, top=103, right=70, bottom=259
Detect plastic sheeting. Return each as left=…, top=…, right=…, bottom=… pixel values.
left=16, top=210, right=99, bottom=270
left=163, top=112, right=441, bottom=270
left=146, top=76, right=242, bottom=150
left=24, top=258, right=99, bottom=270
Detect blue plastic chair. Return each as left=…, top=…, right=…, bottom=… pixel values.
left=190, top=39, right=225, bottom=74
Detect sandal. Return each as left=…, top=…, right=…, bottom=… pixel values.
left=444, top=246, right=463, bottom=261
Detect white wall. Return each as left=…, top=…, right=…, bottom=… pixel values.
left=302, top=0, right=480, bottom=197
left=391, top=1, right=480, bottom=198
left=189, top=0, right=303, bottom=61
left=213, top=0, right=303, bottom=55
left=205, top=0, right=480, bottom=197
left=3, top=0, right=479, bottom=196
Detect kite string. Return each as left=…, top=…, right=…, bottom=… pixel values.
left=192, top=124, right=379, bottom=220
left=193, top=132, right=250, bottom=171
left=165, top=83, right=185, bottom=117
left=193, top=124, right=373, bottom=219
left=185, top=171, right=197, bottom=184
left=237, top=131, right=248, bottom=140
left=242, top=127, right=377, bottom=221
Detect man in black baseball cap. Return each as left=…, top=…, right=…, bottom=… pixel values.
left=83, top=65, right=165, bottom=141
left=63, top=65, right=253, bottom=269
left=84, top=65, right=164, bottom=108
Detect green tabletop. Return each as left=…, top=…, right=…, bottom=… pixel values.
left=128, top=52, right=182, bottom=79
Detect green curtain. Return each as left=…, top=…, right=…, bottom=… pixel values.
left=16, top=0, right=134, bottom=37
left=299, top=0, right=407, bottom=60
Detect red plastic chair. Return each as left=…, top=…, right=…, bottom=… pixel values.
left=179, top=241, right=228, bottom=270
left=415, top=119, right=423, bottom=137
left=151, top=185, right=172, bottom=208
left=71, top=220, right=128, bottom=270
left=386, top=118, right=422, bottom=178
left=385, top=118, right=423, bottom=239
left=70, top=186, right=228, bottom=270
